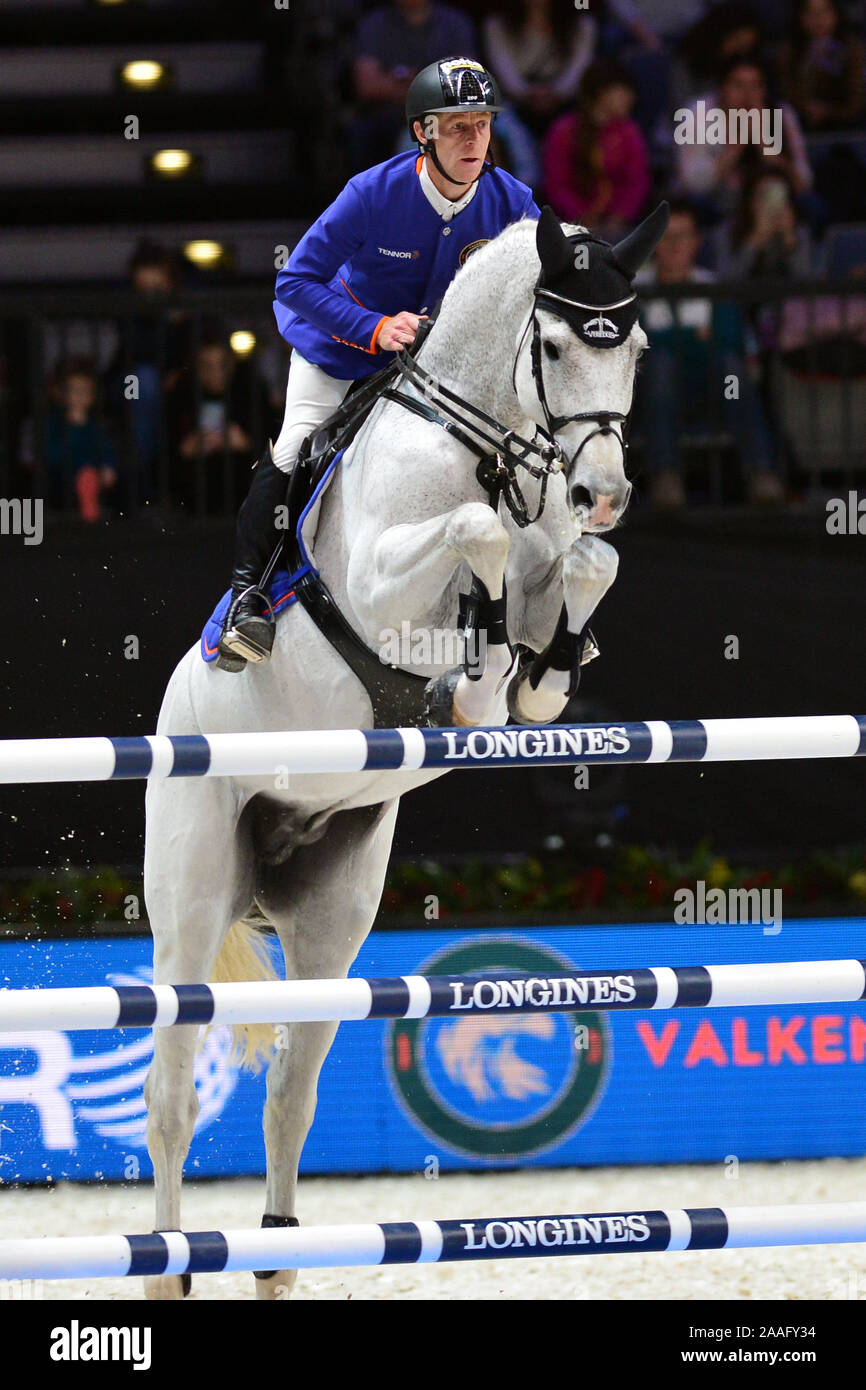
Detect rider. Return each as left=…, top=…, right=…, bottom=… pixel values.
left=218, top=55, right=540, bottom=670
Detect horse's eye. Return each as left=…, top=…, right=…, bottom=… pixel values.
left=543, top=340, right=560, bottom=362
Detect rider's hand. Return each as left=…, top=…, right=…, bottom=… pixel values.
left=377, top=311, right=428, bottom=352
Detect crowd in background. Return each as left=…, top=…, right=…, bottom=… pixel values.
left=16, top=242, right=282, bottom=520
left=20, top=0, right=866, bottom=519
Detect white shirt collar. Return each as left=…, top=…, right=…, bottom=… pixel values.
left=418, top=155, right=479, bottom=221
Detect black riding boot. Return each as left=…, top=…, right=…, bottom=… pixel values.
left=217, top=446, right=289, bottom=671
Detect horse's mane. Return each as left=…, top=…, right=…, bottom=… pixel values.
left=425, top=216, right=588, bottom=393
left=443, top=215, right=589, bottom=308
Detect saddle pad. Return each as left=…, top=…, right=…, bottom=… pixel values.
left=200, top=570, right=300, bottom=663
left=200, top=446, right=346, bottom=664
left=296, top=446, right=344, bottom=572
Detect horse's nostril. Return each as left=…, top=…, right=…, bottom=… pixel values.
left=570, top=485, right=593, bottom=510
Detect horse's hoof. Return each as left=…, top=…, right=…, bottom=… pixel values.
left=422, top=667, right=465, bottom=727
left=144, top=1273, right=191, bottom=1300
left=254, top=1269, right=297, bottom=1300
left=506, top=667, right=573, bottom=725
left=506, top=667, right=535, bottom=725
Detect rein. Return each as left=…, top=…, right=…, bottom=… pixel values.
left=385, top=280, right=635, bottom=528
left=382, top=344, right=565, bottom=529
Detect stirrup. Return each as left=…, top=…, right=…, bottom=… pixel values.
left=215, top=648, right=247, bottom=673
left=219, top=585, right=276, bottom=664
left=580, top=628, right=600, bottom=666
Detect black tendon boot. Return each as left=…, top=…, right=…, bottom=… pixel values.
left=217, top=446, right=289, bottom=670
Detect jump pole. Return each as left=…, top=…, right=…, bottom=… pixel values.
left=2, top=959, right=866, bottom=1032
left=3, top=1203, right=866, bottom=1281
left=0, top=714, right=864, bottom=784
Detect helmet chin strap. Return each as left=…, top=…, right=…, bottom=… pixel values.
left=426, top=140, right=473, bottom=187
left=422, top=136, right=492, bottom=189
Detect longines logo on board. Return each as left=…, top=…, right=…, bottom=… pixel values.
left=387, top=937, right=611, bottom=1160
left=440, top=726, right=631, bottom=762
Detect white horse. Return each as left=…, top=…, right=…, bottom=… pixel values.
left=142, top=203, right=668, bottom=1299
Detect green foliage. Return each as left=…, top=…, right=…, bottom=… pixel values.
left=4, top=844, right=866, bottom=927
left=0, top=864, right=132, bottom=928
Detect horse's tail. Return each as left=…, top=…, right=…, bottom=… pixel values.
left=209, top=912, right=279, bottom=1073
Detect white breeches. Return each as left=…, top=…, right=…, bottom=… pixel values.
left=271, top=352, right=354, bottom=473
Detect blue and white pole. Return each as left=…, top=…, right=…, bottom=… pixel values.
left=0, top=715, right=864, bottom=783
left=2, top=959, right=865, bottom=1032
left=2, top=1203, right=866, bottom=1280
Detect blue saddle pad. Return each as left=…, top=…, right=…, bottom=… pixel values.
left=201, top=446, right=345, bottom=664
left=201, top=569, right=301, bottom=663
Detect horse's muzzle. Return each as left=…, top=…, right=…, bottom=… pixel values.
left=570, top=482, right=631, bottom=531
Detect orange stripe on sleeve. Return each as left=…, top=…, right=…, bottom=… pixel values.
left=369, top=316, right=388, bottom=354
left=340, top=277, right=369, bottom=308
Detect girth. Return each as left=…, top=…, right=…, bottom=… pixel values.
left=284, top=524, right=431, bottom=730
left=278, top=338, right=439, bottom=729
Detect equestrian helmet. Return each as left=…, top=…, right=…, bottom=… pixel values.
left=406, top=57, right=502, bottom=145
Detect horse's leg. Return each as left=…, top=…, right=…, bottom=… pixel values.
left=509, top=535, right=619, bottom=723
left=251, top=797, right=399, bottom=1300
left=352, top=501, right=512, bottom=724
left=142, top=775, right=254, bottom=1301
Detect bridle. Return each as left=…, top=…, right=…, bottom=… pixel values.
left=385, top=265, right=637, bottom=529
left=516, top=284, right=635, bottom=480
left=383, top=343, right=564, bottom=528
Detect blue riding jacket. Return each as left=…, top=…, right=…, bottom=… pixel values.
left=274, top=150, right=540, bottom=380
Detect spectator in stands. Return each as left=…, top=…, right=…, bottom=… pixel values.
left=107, top=240, right=191, bottom=506
left=634, top=199, right=784, bottom=507
left=487, top=106, right=543, bottom=189
left=168, top=340, right=268, bottom=516
left=482, top=0, right=597, bottom=135
left=541, top=61, right=651, bottom=238
left=680, top=2, right=770, bottom=93
left=43, top=359, right=118, bottom=522
left=599, top=0, right=702, bottom=139
left=778, top=0, right=865, bottom=132
left=712, top=168, right=812, bottom=279
left=777, top=291, right=866, bottom=373
left=674, top=54, right=813, bottom=221
left=351, top=0, right=478, bottom=168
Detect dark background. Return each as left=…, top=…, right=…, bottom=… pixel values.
left=2, top=508, right=862, bottom=873
left=1, top=0, right=864, bottom=877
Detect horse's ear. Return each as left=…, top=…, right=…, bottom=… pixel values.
left=611, top=202, right=670, bottom=278
left=536, top=205, right=574, bottom=280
